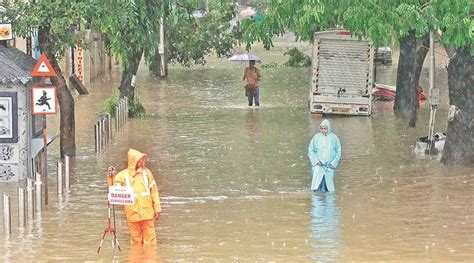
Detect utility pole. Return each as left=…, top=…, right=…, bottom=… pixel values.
left=159, top=16, right=166, bottom=77
left=426, top=31, right=439, bottom=154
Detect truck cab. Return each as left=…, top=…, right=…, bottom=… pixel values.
left=309, top=30, right=375, bottom=116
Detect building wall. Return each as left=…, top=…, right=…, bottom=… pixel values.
left=0, top=83, right=30, bottom=182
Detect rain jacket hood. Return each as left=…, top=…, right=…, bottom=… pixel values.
left=127, top=149, right=147, bottom=176
left=320, top=119, right=332, bottom=134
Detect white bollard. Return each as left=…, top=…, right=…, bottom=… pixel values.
left=26, top=178, right=34, bottom=220
left=123, top=99, right=126, bottom=124
left=57, top=161, right=63, bottom=194
left=107, top=113, right=112, bottom=141
left=18, top=187, right=25, bottom=227
left=125, top=97, right=129, bottom=122
left=102, top=117, right=106, bottom=146
left=118, top=103, right=122, bottom=129
left=64, top=155, right=70, bottom=190
left=98, top=120, right=102, bottom=151
left=95, top=124, right=99, bottom=152
left=115, top=107, right=119, bottom=131
left=35, top=172, right=42, bottom=212
left=3, top=193, right=11, bottom=235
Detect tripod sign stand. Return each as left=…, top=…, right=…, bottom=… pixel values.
left=97, top=166, right=121, bottom=254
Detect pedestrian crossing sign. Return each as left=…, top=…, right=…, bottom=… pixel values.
left=32, top=86, right=57, bottom=115
left=32, top=53, right=57, bottom=77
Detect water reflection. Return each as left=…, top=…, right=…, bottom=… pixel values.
left=309, top=193, right=341, bottom=262
left=245, top=108, right=261, bottom=143
left=127, top=245, right=160, bottom=263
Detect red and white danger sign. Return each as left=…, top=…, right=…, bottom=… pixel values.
left=108, top=186, right=135, bottom=205
left=32, top=53, right=57, bottom=77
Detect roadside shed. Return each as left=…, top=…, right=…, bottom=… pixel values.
left=0, top=46, right=47, bottom=182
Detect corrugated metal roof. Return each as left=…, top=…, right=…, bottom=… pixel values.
left=0, top=46, right=36, bottom=85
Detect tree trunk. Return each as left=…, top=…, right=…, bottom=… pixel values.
left=413, top=33, right=429, bottom=89
left=394, top=30, right=419, bottom=127
left=150, top=50, right=168, bottom=77
left=119, top=48, right=143, bottom=103
left=38, top=27, right=76, bottom=157
left=441, top=46, right=474, bottom=165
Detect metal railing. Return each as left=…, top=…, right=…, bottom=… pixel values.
left=95, top=97, right=128, bottom=153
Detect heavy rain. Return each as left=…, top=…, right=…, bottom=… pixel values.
left=1, top=36, right=472, bottom=261
left=0, top=1, right=473, bottom=262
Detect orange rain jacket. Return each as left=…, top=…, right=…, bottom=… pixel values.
left=114, top=149, right=161, bottom=223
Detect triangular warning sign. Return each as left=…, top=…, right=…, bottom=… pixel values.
left=32, top=53, right=57, bottom=77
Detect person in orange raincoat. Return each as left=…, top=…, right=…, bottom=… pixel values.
left=114, top=149, right=161, bottom=245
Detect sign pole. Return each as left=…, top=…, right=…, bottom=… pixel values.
left=42, top=115, right=48, bottom=205
left=32, top=53, right=58, bottom=206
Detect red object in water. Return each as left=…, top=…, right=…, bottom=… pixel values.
left=372, top=84, right=396, bottom=101
left=417, top=86, right=426, bottom=101
left=372, top=84, right=426, bottom=101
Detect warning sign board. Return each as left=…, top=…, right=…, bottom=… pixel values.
left=0, top=23, right=13, bottom=41
left=32, top=53, right=57, bottom=77
left=32, top=86, right=57, bottom=115
left=108, top=186, right=135, bottom=205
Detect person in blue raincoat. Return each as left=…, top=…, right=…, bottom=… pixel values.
left=308, top=119, right=342, bottom=192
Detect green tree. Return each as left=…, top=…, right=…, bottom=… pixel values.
left=148, top=0, right=236, bottom=76
left=433, top=0, right=473, bottom=165
left=344, top=1, right=435, bottom=127
left=96, top=0, right=236, bottom=115
left=6, top=0, right=97, bottom=157
left=94, top=0, right=161, bottom=115
left=241, top=0, right=348, bottom=50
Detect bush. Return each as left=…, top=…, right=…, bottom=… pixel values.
left=102, top=92, right=120, bottom=117
left=128, top=99, right=145, bottom=118
left=102, top=92, right=145, bottom=118
left=261, top=62, right=280, bottom=68
left=283, top=48, right=311, bottom=67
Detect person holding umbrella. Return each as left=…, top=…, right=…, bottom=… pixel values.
left=242, top=59, right=262, bottom=106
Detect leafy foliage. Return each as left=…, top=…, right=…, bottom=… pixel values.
left=103, top=92, right=145, bottom=118
left=128, top=99, right=146, bottom=118
left=261, top=61, right=280, bottom=68
left=93, top=0, right=161, bottom=70
left=4, top=0, right=96, bottom=61
left=102, top=92, right=120, bottom=117
left=432, top=0, right=473, bottom=54
left=163, top=0, right=237, bottom=67
left=241, top=0, right=350, bottom=50
left=283, top=47, right=311, bottom=67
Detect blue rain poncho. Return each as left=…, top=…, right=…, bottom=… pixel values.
left=308, top=119, right=342, bottom=192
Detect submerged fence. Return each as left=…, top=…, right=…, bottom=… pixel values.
left=3, top=98, right=129, bottom=235
left=95, top=97, right=128, bottom=153
left=2, top=155, right=70, bottom=235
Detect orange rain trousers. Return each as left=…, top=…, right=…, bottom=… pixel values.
left=127, top=219, right=157, bottom=245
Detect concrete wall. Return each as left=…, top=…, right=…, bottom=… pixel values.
left=0, top=83, right=31, bottom=182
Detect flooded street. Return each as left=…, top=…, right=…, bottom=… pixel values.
left=1, top=41, right=473, bottom=262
